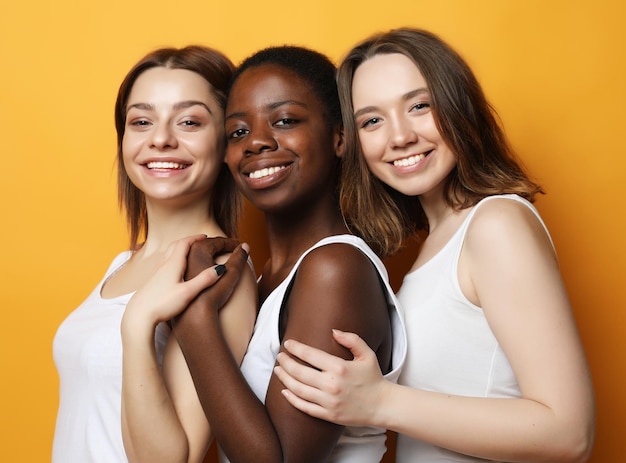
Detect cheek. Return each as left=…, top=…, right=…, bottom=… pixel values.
left=362, top=155, right=383, bottom=179
left=121, top=143, right=134, bottom=174
left=442, top=149, right=458, bottom=174
left=424, top=118, right=443, bottom=141
left=121, top=133, right=142, bottom=161
left=358, top=132, right=384, bottom=163
left=186, top=135, right=222, bottom=161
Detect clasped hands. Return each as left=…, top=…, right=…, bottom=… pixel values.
left=125, top=235, right=249, bottom=327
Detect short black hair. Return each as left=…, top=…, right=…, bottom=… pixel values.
left=230, top=45, right=341, bottom=124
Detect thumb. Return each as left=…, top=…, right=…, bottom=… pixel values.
left=223, top=242, right=249, bottom=276
left=331, top=329, right=373, bottom=361
left=180, top=264, right=225, bottom=304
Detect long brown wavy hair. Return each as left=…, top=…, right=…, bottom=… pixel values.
left=338, top=28, right=543, bottom=258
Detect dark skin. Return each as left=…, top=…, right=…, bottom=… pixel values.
left=173, top=64, right=393, bottom=462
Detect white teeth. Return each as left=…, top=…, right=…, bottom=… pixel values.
left=249, top=165, right=286, bottom=179
left=393, top=153, right=426, bottom=167
left=147, top=161, right=187, bottom=169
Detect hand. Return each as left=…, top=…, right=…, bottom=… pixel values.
left=185, top=236, right=241, bottom=280
left=274, top=329, right=387, bottom=427
left=173, top=239, right=250, bottom=328
left=125, top=235, right=228, bottom=326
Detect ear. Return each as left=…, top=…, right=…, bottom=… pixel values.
left=333, top=125, right=346, bottom=159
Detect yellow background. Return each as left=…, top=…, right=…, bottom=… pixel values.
left=1, top=1, right=624, bottom=461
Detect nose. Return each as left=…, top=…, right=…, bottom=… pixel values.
left=389, top=116, right=418, bottom=149
left=149, top=123, right=178, bottom=150
left=244, top=125, right=278, bottom=156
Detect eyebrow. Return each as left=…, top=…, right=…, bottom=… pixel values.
left=353, top=88, right=429, bottom=118
left=126, top=100, right=213, bottom=115
left=225, top=99, right=308, bottom=121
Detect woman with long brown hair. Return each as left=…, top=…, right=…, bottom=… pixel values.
left=275, top=28, right=595, bottom=462
left=52, top=46, right=256, bottom=463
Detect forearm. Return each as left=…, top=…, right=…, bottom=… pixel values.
left=174, top=302, right=283, bottom=463
left=379, top=382, right=593, bottom=463
left=121, top=321, right=189, bottom=463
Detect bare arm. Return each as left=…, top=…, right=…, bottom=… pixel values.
left=174, top=243, right=392, bottom=463
left=121, top=236, right=256, bottom=463
left=276, top=201, right=595, bottom=462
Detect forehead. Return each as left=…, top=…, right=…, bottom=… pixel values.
left=128, top=67, right=214, bottom=103
left=227, top=64, right=318, bottom=110
left=352, top=53, right=427, bottom=107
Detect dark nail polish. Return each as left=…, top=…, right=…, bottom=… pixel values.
left=215, top=264, right=226, bottom=276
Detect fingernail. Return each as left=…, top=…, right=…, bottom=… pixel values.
left=242, top=243, right=250, bottom=255
left=214, top=264, right=226, bottom=276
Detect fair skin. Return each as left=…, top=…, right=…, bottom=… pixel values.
left=274, top=54, right=595, bottom=462
left=104, top=67, right=256, bottom=463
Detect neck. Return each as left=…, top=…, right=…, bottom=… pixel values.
left=262, top=200, right=348, bottom=274
left=139, top=199, right=223, bottom=256
left=419, top=189, right=456, bottom=233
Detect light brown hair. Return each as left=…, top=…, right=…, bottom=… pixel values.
left=338, top=28, right=543, bottom=257
left=114, top=45, right=239, bottom=249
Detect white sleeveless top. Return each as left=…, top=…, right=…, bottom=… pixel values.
left=395, top=195, right=552, bottom=462
left=220, top=234, right=407, bottom=463
left=52, top=252, right=170, bottom=463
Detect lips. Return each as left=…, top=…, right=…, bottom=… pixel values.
left=392, top=150, right=432, bottom=167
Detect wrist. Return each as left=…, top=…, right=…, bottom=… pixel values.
left=373, top=379, right=397, bottom=429
left=121, top=310, right=158, bottom=343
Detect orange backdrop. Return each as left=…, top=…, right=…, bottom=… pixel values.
left=1, top=1, right=624, bottom=461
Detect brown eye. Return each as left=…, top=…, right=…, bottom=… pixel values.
left=180, top=119, right=201, bottom=127
left=228, top=128, right=249, bottom=140
left=129, top=119, right=151, bottom=127
left=410, top=102, right=430, bottom=113
left=275, top=118, right=298, bottom=127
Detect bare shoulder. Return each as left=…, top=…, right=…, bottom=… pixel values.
left=283, top=240, right=391, bottom=364
left=220, top=250, right=257, bottom=301
left=465, top=197, right=553, bottom=255
left=470, top=197, right=539, bottom=230
left=297, top=241, right=379, bottom=282
left=289, top=240, right=389, bottom=328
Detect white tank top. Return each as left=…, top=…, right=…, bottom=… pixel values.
left=220, top=234, right=407, bottom=463
left=395, top=195, right=552, bottom=462
left=52, top=252, right=170, bottom=463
